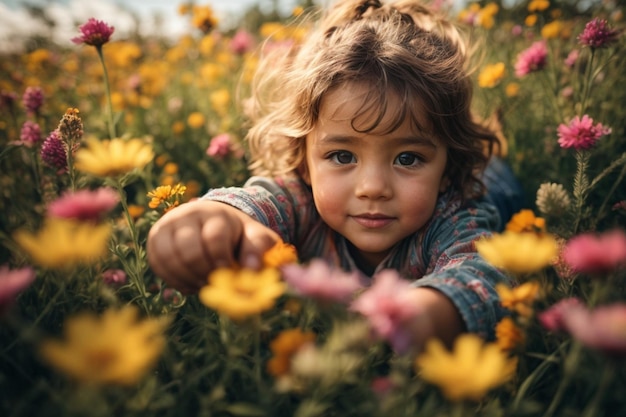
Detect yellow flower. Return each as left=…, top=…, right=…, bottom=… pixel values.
left=496, top=281, right=540, bottom=318
left=415, top=334, right=517, bottom=402
left=267, top=328, right=316, bottom=377
left=478, top=62, right=506, bottom=88
left=163, top=162, right=179, bottom=175
left=292, top=6, right=304, bottom=17
left=495, top=317, right=525, bottom=351
left=210, top=89, right=231, bottom=116
left=75, top=138, right=154, bottom=178
left=505, top=209, right=546, bottom=233
left=541, top=20, right=562, bottom=39
left=39, top=305, right=170, bottom=385
left=199, top=267, right=286, bottom=321
left=263, top=241, right=298, bottom=268
left=505, top=82, right=520, bottom=97
left=187, top=112, right=206, bottom=129
left=147, top=183, right=187, bottom=212
left=525, top=14, right=538, bottom=27
left=528, top=0, right=550, bottom=12
left=14, top=218, right=111, bottom=269
left=475, top=231, right=558, bottom=273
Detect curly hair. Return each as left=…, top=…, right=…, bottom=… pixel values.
left=245, top=0, right=498, bottom=200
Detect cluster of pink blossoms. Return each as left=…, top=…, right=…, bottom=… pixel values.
left=71, top=18, right=114, bottom=47
left=557, top=115, right=611, bottom=151
left=514, top=40, right=548, bottom=77
left=578, top=18, right=620, bottom=49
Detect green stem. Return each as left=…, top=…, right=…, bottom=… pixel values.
left=579, top=49, right=595, bottom=115
left=96, top=45, right=116, bottom=140
left=544, top=341, right=583, bottom=417
left=581, top=363, right=614, bottom=417
left=571, top=150, right=590, bottom=235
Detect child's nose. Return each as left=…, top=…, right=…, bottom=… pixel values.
left=354, top=167, right=392, bottom=200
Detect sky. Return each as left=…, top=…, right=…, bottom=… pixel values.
left=0, top=0, right=300, bottom=52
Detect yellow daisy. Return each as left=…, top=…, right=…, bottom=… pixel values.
left=478, top=62, right=506, bottom=88
left=475, top=231, right=558, bottom=273
left=13, top=218, right=111, bottom=269
left=199, top=267, right=286, bottom=321
left=415, top=334, right=517, bottom=402
left=496, top=281, right=541, bottom=318
left=74, top=138, right=154, bottom=178
left=39, top=305, right=170, bottom=385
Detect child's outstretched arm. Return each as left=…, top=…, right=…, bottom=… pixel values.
left=147, top=200, right=281, bottom=293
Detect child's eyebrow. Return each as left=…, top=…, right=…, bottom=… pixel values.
left=318, top=135, right=438, bottom=148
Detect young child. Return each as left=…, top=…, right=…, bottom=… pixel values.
left=147, top=0, right=523, bottom=347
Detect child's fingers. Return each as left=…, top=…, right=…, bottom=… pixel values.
left=200, top=212, right=239, bottom=269
left=173, top=222, right=212, bottom=279
left=238, top=221, right=281, bottom=269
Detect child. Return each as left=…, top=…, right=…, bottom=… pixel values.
left=147, top=0, right=523, bottom=347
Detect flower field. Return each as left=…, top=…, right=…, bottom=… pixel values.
left=1, top=1, right=625, bottom=416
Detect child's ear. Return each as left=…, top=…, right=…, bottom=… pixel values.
left=298, top=162, right=311, bottom=185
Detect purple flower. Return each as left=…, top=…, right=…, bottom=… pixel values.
left=281, top=259, right=365, bottom=303
left=578, top=18, right=620, bottom=49
left=41, top=130, right=67, bottom=171
left=19, top=121, right=42, bottom=148
left=350, top=270, right=424, bottom=354
left=48, top=187, right=120, bottom=221
left=71, top=18, right=114, bottom=47
left=102, top=268, right=127, bottom=285
left=0, top=265, right=36, bottom=312
left=514, top=40, right=548, bottom=77
left=557, top=114, right=611, bottom=150
left=22, top=86, right=44, bottom=115
left=562, top=229, right=626, bottom=275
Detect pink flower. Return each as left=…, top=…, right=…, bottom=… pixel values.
left=511, top=25, right=523, bottom=37
left=578, top=18, right=620, bottom=49
left=538, top=297, right=585, bottom=332
left=281, top=259, right=365, bottom=303
left=230, top=29, right=255, bottom=54
left=0, top=265, right=36, bottom=312
left=562, top=303, right=626, bottom=356
left=564, top=49, right=579, bottom=68
left=47, top=187, right=120, bottom=221
left=514, top=40, right=548, bottom=77
left=562, top=229, right=626, bottom=275
left=71, top=18, right=114, bottom=47
left=206, top=133, right=232, bottom=159
left=101, top=268, right=127, bottom=285
left=41, top=130, right=67, bottom=171
left=19, top=121, right=42, bottom=147
left=350, top=270, right=423, bottom=353
left=22, top=86, right=44, bottom=115
left=557, top=115, right=611, bottom=150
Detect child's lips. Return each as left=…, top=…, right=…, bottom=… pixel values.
left=351, top=214, right=395, bottom=229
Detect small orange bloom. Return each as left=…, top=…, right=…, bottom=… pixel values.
left=267, top=328, right=315, bottom=377
left=506, top=209, right=546, bottom=233
left=496, top=281, right=541, bottom=318
left=263, top=241, right=298, bottom=268
left=495, top=317, right=525, bottom=351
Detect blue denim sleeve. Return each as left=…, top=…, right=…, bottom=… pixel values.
left=482, top=156, right=526, bottom=231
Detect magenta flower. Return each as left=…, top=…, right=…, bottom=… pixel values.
left=102, top=268, right=127, bottom=286
left=350, top=270, right=423, bottom=353
left=281, top=259, right=365, bottom=303
left=0, top=265, right=36, bottom=312
left=22, top=86, right=44, bottom=115
left=41, top=130, right=67, bottom=171
left=557, top=115, right=611, bottom=150
left=206, top=133, right=232, bottom=159
left=514, top=40, right=548, bottom=77
left=19, top=121, right=42, bottom=148
left=71, top=18, right=114, bottom=47
left=578, top=18, right=620, bottom=49
left=538, top=297, right=585, bottom=332
left=563, top=303, right=626, bottom=356
left=47, top=187, right=120, bottom=221
left=562, top=229, right=626, bottom=275
left=230, top=29, right=255, bottom=55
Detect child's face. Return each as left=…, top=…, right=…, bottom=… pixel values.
left=302, top=83, right=448, bottom=269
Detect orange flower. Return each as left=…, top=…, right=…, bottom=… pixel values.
left=267, top=328, right=315, bottom=377
left=263, top=241, right=298, bottom=268
left=495, top=317, right=525, bottom=351
left=505, top=209, right=546, bottom=233
left=496, top=281, right=541, bottom=318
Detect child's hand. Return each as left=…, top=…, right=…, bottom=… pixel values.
left=147, top=200, right=281, bottom=293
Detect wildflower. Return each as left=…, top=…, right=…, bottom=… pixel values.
left=476, top=231, right=558, bottom=273
left=263, top=241, right=298, bottom=268
left=206, top=133, right=232, bottom=159
left=19, top=121, right=42, bottom=147
left=101, top=269, right=127, bottom=286
left=39, top=305, right=169, bottom=385
left=210, top=89, right=231, bottom=116
left=495, top=317, right=524, bottom=351
left=48, top=188, right=119, bottom=221
left=415, top=334, right=517, bottom=402
left=187, top=112, right=205, bottom=129
left=564, top=49, right=579, bottom=67
left=75, top=138, right=154, bottom=178
left=13, top=218, right=111, bottom=269
left=505, top=209, right=546, bottom=233
left=40, top=130, right=67, bottom=171
left=541, top=20, right=562, bottom=39
left=496, top=281, right=541, bottom=318
left=71, top=18, right=114, bottom=47
left=163, top=162, right=178, bottom=175
left=351, top=269, right=423, bottom=353
left=191, top=5, right=218, bottom=33
left=127, top=204, right=145, bottom=220
left=557, top=115, right=611, bottom=151
left=505, top=82, right=520, bottom=97
left=147, top=184, right=186, bottom=213
left=578, top=18, right=620, bottom=49
left=0, top=265, right=36, bottom=312
left=478, top=62, right=506, bottom=88
left=267, top=328, right=316, bottom=377
left=476, top=3, right=499, bottom=29
left=56, top=108, right=84, bottom=143
left=525, top=14, right=538, bottom=27
left=538, top=297, right=584, bottom=331
left=561, top=303, right=626, bottom=356
left=281, top=259, right=364, bottom=303
left=562, top=229, right=626, bottom=275
left=514, top=40, right=548, bottom=77
left=535, top=182, right=571, bottom=217
left=199, top=267, right=286, bottom=321
left=22, top=86, right=44, bottom=115
left=528, top=0, right=550, bottom=12
left=230, top=29, right=254, bottom=54
left=511, top=25, right=523, bottom=36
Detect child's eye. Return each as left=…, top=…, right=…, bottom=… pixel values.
left=329, top=151, right=356, bottom=165
left=395, top=152, right=422, bottom=167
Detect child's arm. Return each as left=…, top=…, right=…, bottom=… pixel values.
left=147, top=200, right=281, bottom=293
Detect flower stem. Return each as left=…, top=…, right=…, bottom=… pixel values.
left=571, top=150, right=590, bottom=235
left=96, top=45, right=116, bottom=140
left=579, top=49, right=595, bottom=115
left=544, top=341, right=582, bottom=417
